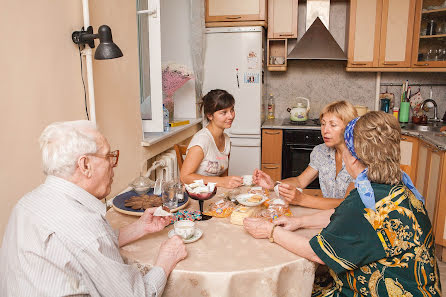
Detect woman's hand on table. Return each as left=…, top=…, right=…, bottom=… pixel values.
left=278, top=183, right=303, bottom=205
left=243, top=218, right=274, bottom=239
left=253, top=169, right=274, bottom=189
left=220, top=176, right=243, bottom=188
left=274, top=217, right=302, bottom=231
left=155, top=236, right=187, bottom=276
left=138, top=207, right=171, bottom=235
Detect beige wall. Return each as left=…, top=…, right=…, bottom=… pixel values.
left=0, top=1, right=85, bottom=241
left=0, top=1, right=145, bottom=242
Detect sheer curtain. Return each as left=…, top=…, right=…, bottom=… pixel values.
left=189, top=0, right=206, bottom=115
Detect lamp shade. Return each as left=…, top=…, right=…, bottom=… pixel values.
left=94, top=25, right=123, bottom=60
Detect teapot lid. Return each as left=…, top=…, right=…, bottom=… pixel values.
left=296, top=102, right=305, bottom=107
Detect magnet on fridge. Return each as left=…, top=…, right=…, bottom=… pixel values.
left=244, top=73, right=259, bottom=84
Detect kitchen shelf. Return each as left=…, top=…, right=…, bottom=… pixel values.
left=420, top=34, right=446, bottom=38
left=422, top=8, right=446, bottom=14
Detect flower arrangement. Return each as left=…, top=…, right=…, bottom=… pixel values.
left=162, top=63, right=193, bottom=121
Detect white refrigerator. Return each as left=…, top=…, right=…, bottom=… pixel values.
left=202, top=27, right=265, bottom=176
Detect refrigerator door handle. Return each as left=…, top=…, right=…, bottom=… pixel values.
left=229, top=129, right=261, bottom=135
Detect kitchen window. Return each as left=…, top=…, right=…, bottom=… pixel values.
left=137, top=0, right=164, bottom=132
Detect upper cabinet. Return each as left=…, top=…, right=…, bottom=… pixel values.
left=347, top=0, right=382, bottom=67
left=205, top=0, right=267, bottom=26
left=268, top=0, right=298, bottom=38
left=411, top=0, right=446, bottom=68
left=348, top=0, right=416, bottom=68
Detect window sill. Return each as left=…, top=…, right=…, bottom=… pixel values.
left=141, top=118, right=202, bottom=146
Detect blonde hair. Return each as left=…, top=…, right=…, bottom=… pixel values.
left=353, top=111, right=402, bottom=184
left=319, top=100, right=358, bottom=125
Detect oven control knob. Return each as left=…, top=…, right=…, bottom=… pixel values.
left=305, top=135, right=309, bottom=140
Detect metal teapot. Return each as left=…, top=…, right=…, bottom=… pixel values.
left=287, top=97, right=310, bottom=122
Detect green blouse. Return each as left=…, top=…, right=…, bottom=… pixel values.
left=309, top=183, right=441, bottom=297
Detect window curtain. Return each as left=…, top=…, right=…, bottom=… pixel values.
left=189, top=0, right=206, bottom=113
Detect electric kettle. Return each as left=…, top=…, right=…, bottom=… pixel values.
left=287, top=97, right=310, bottom=122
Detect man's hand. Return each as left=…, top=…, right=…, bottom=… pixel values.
left=138, top=207, right=171, bottom=235
left=155, top=236, right=187, bottom=276
left=278, top=183, right=302, bottom=205
left=252, top=169, right=274, bottom=190
left=243, top=218, right=274, bottom=239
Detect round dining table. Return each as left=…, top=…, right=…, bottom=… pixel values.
left=106, top=188, right=322, bottom=297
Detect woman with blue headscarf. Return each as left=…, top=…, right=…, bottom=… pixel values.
left=244, top=111, right=441, bottom=296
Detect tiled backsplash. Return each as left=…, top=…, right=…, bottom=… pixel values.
left=265, top=60, right=446, bottom=120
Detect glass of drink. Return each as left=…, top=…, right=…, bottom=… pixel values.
left=162, top=181, right=178, bottom=210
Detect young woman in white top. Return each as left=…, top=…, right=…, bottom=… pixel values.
left=180, top=89, right=243, bottom=188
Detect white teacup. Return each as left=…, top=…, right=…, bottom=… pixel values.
left=242, top=175, right=253, bottom=186
left=174, top=220, right=195, bottom=239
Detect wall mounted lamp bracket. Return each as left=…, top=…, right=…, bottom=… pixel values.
left=72, top=26, right=96, bottom=49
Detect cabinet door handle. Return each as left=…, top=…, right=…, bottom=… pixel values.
left=383, top=62, right=398, bottom=65
left=264, top=131, right=281, bottom=135
left=226, top=16, right=241, bottom=19
left=401, top=137, right=407, bottom=140
left=351, top=63, right=367, bottom=66
left=279, top=33, right=294, bottom=37
left=414, top=63, right=429, bottom=66
left=263, top=165, right=279, bottom=169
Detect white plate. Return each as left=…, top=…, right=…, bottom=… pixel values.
left=235, top=193, right=267, bottom=207
left=168, top=228, right=203, bottom=244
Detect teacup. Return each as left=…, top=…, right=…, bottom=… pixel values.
left=174, top=220, right=195, bottom=239
left=242, top=175, right=253, bottom=186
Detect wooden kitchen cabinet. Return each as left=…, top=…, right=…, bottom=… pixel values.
left=205, top=0, right=267, bottom=27
left=400, top=135, right=419, bottom=183
left=411, top=0, right=446, bottom=69
left=267, top=0, right=298, bottom=39
left=261, top=129, right=282, bottom=181
left=267, top=39, right=287, bottom=71
left=347, top=0, right=416, bottom=69
left=415, top=140, right=444, bottom=235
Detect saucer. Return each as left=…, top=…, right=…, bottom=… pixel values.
left=168, top=228, right=203, bottom=244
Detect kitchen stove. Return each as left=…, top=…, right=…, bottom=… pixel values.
left=282, top=118, right=321, bottom=126
left=281, top=119, right=323, bottom=189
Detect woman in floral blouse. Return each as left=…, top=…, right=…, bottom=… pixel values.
left=245, top=111, right=441, bottom=297
left=254, top=101, right=358, bottom=209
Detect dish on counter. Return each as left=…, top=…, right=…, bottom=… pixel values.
left=235, top=193, right=267, bottom=207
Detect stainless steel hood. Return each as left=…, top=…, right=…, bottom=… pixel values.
left=287, top=0, right=347, bottom=61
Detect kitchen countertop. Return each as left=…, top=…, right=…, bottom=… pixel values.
left=262, top=118, right=446, bottom=151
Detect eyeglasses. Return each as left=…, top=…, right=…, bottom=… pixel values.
left=86, top=150, right=119, bottom=167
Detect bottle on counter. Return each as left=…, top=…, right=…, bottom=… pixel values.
left=163, top=104, right=170, bottom=132
left=267, top=93, right=275, bottom=120
left=393, top=107, right=399, bottom=120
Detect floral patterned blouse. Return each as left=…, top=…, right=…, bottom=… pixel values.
left=308, top=144, right=353, bottom=199
left=310, top=183, right=441, bottom=297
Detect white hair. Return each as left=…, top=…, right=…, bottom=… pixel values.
left=39, top=120, right=99, bottom=178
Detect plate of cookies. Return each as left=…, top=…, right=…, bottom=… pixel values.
left=112, top=189, right=189, bottom=216
left=235, top=193, right=267, bottom=207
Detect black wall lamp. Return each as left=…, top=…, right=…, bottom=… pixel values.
left=72, top=25, right=123, bottom=60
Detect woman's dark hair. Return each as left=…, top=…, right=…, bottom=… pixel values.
left=199, top=89, right=235, bottom=120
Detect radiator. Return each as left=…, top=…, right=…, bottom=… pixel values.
left=155, top=149, right=179, bottom=182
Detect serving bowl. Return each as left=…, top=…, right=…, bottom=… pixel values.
left=129, top=176, right=155, bottom=195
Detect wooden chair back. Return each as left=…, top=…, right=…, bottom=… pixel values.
left=174, top=144, right=188, bottom=171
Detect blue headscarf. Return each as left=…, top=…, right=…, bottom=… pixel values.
left=344, top=117, right=424, bottom=210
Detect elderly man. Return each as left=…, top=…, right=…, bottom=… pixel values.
left=0, top=120, right=187, bottom=296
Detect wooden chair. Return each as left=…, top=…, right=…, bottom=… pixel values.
left=174, top=144, right=188, bottom=171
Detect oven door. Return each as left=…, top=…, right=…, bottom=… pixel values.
left=282, top=145, right=320, bottom=189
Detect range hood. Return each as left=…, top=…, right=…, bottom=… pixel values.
left=287, top=0, right=347, bottom=61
